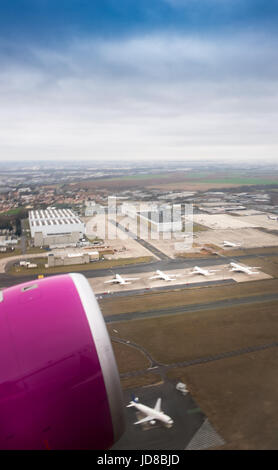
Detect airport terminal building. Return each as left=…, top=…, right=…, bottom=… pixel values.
left=29, top=209, right=85, bottom=247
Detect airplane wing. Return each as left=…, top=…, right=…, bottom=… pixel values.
left=127, top=402, right=135, bottom=408
left=104, top=279, right=117, bottom=283
left=149, top=275, right=160, bottom=280
left=134, top=416, right=154, bottom=425
left=123, top=277, right=140, bottom=281
left=154, top=398, right=161, bottom=412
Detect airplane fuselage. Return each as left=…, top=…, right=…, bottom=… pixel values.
left=116, top=274, right=127, bottom=284
left=154, top=270, right=176, bottom=281
left=191, top=266, right=211, bottom=276
left=223, top=241, right=238, bottom=247
left=130, top=402, right=173, bottom=425
left=230, top=262, right=259, bottom=274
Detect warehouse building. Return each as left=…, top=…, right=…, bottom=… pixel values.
left=121, top=202, right=183, bottom=232
left=139, top=207, right=182, bottom=233
left=46, top=251, right=99, bottom=268
left=29, top=209, right=85, bottom=247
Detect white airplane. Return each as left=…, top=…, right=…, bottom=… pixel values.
left=149, top=270, right=180, bottom=282
left=223, top=240, right=241, bottom=248
left=229, top=262, right=260, bottom=275
left=127, top=397, right=174, bottom=426
left=104, top=274, right=140, bottom=285
left=189, top=266, right=219, bottom=276
left=268, top=215, right=278, bottom=220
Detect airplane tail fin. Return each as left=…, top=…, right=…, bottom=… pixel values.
left=127, top=394, right=139, bottom=407
left=154, top=398, right=162, bottom=412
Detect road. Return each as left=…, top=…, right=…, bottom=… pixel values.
left=0, top=253, right=47, bottom=274
left=117, top=335, right=278, bottom=380
left=109, top=219, right=171, bottom=260
left=0, top=249, right=277, bottom=288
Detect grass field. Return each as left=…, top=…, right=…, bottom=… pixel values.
left=69, top=170, right=278, bottom=188
left=26, top=247, right=47, bottom=254
left=192, top=223, right=208, bottom=232
left=99, top=278, right=278, bottom=317
left=8, top=255, right=153, bottom=276
left=0, top=246, right=46, bottom=260
left=102, top=173, right=178, bottom=181
left=107, top=284, right=278, bottom=447
left=120, top=374, right=162, bottom=391
left=166, top=348, right=278, bottom=449
left=107, top=300, right=278, bottom=365
left=111, top=341, right=150, bottom=373
left=200, top=178, right=278, bottom=185
left=0, top=208, right=23, bottom=216
left=176, top=251, right=215, bottom=259
left=69, top=174, right=260, bottom=192
left=0, top=249, right=22, bottom=259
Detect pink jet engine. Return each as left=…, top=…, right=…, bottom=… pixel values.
left=0, top=273, right=125, bottom=449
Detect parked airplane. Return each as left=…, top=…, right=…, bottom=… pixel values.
left=127, top=397, right=174, bottom=426
left=268, top=215, right=278, bottom=220
left=223, top=240, right=241, bottom=247
left=104, top=274, right=140, bottom=285
left=189, top=266, right=219, bottom=276
left=149, top=270, right=180, bottom=281
left=229, top=262, right=260, bottom=275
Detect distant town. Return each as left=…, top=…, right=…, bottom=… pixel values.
left=1, top=161, right=278, bottom=214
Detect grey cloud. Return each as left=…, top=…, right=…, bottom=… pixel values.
left=0, top=31, right=277, bottom=160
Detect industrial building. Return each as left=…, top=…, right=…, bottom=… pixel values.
left=139, top=208, right=182, bottom=233
left=46, top=251, right=99, bottom=268
left=29, top=209, right=85, bottom=247
left=121, top=202, right=183, bottom=232
left=121, top=201, right=157, bottom=219
left=85, top=200, right=105, bottom=217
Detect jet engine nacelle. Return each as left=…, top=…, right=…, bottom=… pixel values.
left=0, top=273, right=125, bottom=449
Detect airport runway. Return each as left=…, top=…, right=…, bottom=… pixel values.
left=104, top=292, right=278, bottom=323
left=0, top=250, right=277, bottom=288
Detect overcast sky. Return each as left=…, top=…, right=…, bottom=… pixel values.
left=0, top=0, right=278, bottom=162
